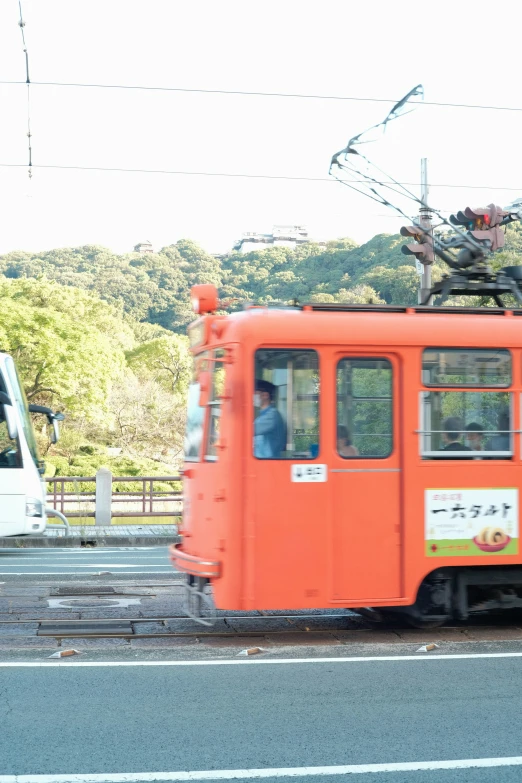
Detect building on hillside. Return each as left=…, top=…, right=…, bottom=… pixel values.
left=133, top=241, right=154, bottom=254
left=233, top=225, right=325, bottom=253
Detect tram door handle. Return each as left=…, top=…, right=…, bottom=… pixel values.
left=214, top=490, right=226, bottom=502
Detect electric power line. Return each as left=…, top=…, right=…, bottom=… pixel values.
left=17, top=0, right=32, bottom=178
left=2, top=79, right=522, bottom=114
left=0, top=162, right=521, bottom=194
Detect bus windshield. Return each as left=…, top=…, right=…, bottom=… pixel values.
left=2, top=357, right=41, bottom=468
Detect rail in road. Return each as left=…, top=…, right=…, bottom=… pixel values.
left=3, top=613, right=522, bottom=642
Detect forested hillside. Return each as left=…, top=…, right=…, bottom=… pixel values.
left=2, top=223, right=521, bottom=477
left=4, top=225, right=521, bottom=331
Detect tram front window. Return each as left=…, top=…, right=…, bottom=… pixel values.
left=205, top=349, right=226, bottom=461
left=184, top=353, right=208, bottom=462
left=254, top=350, right=319, bottom=459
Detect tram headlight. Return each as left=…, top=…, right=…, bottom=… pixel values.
left=26, top=498, right=43, bottom=517
left=190, top=284, right=218, bottom=314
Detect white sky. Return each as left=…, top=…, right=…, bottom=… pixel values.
left=1, top=0, right=522, bottom=256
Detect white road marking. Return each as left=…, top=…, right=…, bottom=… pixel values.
left=0, top=548, right=163, bottom=553
left=3, top=757, right=522, bottom=781
left=0, top=570, right=174, bottom=575
left=47, top=597, right=143, bottom=608
left=3, top=652, right=522, bottom=667
left=0, top=556, right=169, bottom=560
left=10, top=563, right=142, bottom=567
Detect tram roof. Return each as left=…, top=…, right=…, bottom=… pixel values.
left=204, top=303, right=522, bottom=350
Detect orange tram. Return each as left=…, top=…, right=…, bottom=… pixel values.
left=170, top=283, right=522, bottom=627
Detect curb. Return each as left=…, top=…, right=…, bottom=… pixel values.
left=0, top=535, right=181, bottom=548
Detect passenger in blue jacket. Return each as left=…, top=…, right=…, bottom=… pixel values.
left=254, top=379, right=286, bottom=458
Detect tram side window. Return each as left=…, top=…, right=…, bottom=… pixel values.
left=254, top=350, right=319, bottom=460
left=337, top=358, right=393, bottom=458
left=422, top=348, right=511, bottom=387
left=420, top=391, right=512, bottom=459
left=205, top=349, right=226, bottom=461
left=184, top=353, right=208, bottom=462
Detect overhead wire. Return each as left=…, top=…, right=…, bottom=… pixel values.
left=0, top=162, right=520, bottom=195
left=2, top=80, right=522, bottom=113
left=17, top=0, right=32, bottom=178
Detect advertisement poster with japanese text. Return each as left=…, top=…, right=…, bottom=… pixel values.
left=425, top=488, right=518, bottom=557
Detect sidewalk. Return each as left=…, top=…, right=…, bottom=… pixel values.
left=0, top=525, right=180, bottom=547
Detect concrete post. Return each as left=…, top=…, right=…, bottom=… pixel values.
left=95, top=468, right=112, bottom=526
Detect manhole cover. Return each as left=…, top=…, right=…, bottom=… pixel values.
left=38, top=621, right=133, bottom=636
left=52, top=587, right=116, bottom=596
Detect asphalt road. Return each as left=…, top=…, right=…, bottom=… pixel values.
left=3, top=655, right=522, bottom=782
left=0, top=546, right=175, bottom=575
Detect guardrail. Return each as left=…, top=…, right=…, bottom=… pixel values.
left=46, top=471, right=182, bottom=525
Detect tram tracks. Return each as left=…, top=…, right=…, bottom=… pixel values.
left=1, top=612, right=522, bottom=640
left=0, top=613, right=366, bottom=639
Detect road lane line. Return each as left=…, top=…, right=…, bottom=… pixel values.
left=0, top=570, right=175, bottom=575
left=3, top=652, right=522, bottom=666
left=3, top=757, right=522, bottom=781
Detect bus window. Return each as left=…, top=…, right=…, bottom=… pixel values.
left=422, top=348, right=511, bottom=387
left=3, top=356, right=40, bottom=469
left=254, top=350, right=319, bottom=460
left=205, top=349, right=226, bottom=461
left=184, top=353, right=208, bottom=462
left=336, top=358, right=392, bottom=458
left=0, top=417, right=21, bottom=468
left=420, top=391, right=512, bottom=458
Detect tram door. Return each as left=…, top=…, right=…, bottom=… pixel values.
left=331, top=354, right=402, bottom=602
left=252, top=348, right=328, bottom=608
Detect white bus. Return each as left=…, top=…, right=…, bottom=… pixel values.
left=0, top=352, right=64, bottom=536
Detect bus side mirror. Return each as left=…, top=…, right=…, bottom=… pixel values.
left=50, top=420, right=60, bottom=444
left=3, top=404, right=18, bottom=440
left=198, top=371, right=211, bottom=407
left=49, top=411, right=65, bottom=444
left=28, top=405, right=65, bottom=443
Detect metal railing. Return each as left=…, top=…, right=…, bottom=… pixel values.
left=45, top=474, right=182, bottom=523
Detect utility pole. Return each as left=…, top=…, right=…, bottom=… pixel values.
left=418, top=158, right=434, bottom=304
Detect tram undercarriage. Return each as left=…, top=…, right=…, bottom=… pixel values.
left=182, top=569, right=522, bottom=629
left=358, top=567, right=522, bottom=628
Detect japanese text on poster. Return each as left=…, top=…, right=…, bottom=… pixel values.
left=425, top=488, right=518, bottom=557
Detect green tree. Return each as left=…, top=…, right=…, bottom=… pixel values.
left=0, top=278, right=126, bottom=417
left=125, top=333, right=192, bottom=395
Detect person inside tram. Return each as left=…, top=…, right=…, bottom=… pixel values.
left=440, top=417, right=472, bottom=452
left=337, top=425, right=359, bottom=457
left=253, top=379, right=287, bottom=459
left=465, top=421, right=484, bottom=451
left=485, top=408, right=510, bottom=452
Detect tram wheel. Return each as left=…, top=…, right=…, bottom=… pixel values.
left=401, top=614, right=449, bottom=630
left=357, top=606, right=449, bottom=629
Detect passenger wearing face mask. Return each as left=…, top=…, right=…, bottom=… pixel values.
left=465, top=422, right=484, bottom=452
left=253, top=379, right=286, bottom=459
